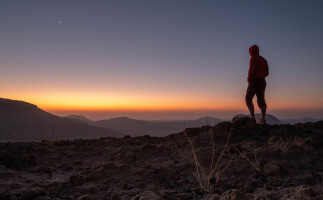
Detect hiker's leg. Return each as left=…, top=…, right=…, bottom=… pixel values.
left=256, top=80, right=267, bottom=121
left=246, top=83, right=256, bottom=119
left=260, top=106, right=266, bottom=121
left=248, top=104, right=255, bottom=119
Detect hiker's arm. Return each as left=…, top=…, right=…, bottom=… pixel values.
left=248, top=58, right=256, bottom=83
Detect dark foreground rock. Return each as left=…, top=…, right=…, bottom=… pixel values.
left=0, top=120, right=322, bottom=199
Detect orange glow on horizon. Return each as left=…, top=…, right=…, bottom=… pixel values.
left=2, top=88, right=322, bottom=112
left=37, top=97, right=244, bottom=112
left=3, top=95, right=321, bottom=113
left=2, top=93, right=243, bottom=111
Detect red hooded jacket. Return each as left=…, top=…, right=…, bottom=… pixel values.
left=248, top=45, right=269, bottom=83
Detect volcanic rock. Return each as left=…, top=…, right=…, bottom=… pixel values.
left=0, top=120, right=322, bottom=199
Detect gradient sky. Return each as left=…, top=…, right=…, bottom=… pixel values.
left=1, top=0, right=323, bottom=120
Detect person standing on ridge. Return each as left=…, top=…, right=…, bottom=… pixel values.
left=246, top=45, right=269, bottom=124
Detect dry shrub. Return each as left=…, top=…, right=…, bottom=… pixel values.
left=184, top=129, right=233, bottom=192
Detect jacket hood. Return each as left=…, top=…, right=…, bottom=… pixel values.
left=249, top=45, right=259, bottom=56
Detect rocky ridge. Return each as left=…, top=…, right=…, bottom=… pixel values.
left=0, top=118, right=322, bottom=200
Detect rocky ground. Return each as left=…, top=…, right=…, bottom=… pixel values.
left=0, top=118, right=322, bottom=200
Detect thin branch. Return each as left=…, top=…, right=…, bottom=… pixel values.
left=209, top=133, right=231, bottom=178
left=209, top=128, right=216, bottom=174
left=233, top=145, right=261, bottom=172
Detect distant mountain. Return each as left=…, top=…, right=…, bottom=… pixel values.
left=281, top=117, right=319, bottom=125
left=95, top=117, right=145, bottom=135
left=89, top=116, right=225, bottom=136
left=65, top=115, right=224, bottom=136
left=232, top=113, right=282, bottom=125
left=64, top=115, right=94, bottom=125
left=194, top=116, right=225, bottom=125
left=0, top=98, right=122, bottom=142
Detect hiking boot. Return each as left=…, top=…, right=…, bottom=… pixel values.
left=258, top=119, right=267, bottom=124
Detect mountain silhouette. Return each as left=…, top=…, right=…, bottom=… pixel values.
left=281, top=117, right=319, bottom=125
left=232, top=113, right=282, bottom=125
left=66, top=115, right=224, bottom=136
left=64, top=115, right=94, bottom=125
left=0, top=98, right=122, bottom=142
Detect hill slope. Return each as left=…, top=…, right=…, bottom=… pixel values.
left=0, top=98, right=122, bottom=141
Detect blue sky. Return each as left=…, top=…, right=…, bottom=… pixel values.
left=0, top=0, right=322, bottom=119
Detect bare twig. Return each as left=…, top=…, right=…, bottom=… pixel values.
left=209, top=129, right=216, bottom=174
left=233, top=145, right=262, bottom=172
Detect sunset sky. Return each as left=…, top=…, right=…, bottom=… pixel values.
left=1, top=0, right=323, bottom=120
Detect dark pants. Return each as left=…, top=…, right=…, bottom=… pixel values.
left=245, top=79, right=267, bottom=109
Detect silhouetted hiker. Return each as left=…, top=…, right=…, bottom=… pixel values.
left=246, top=45, right=269, bottom=124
